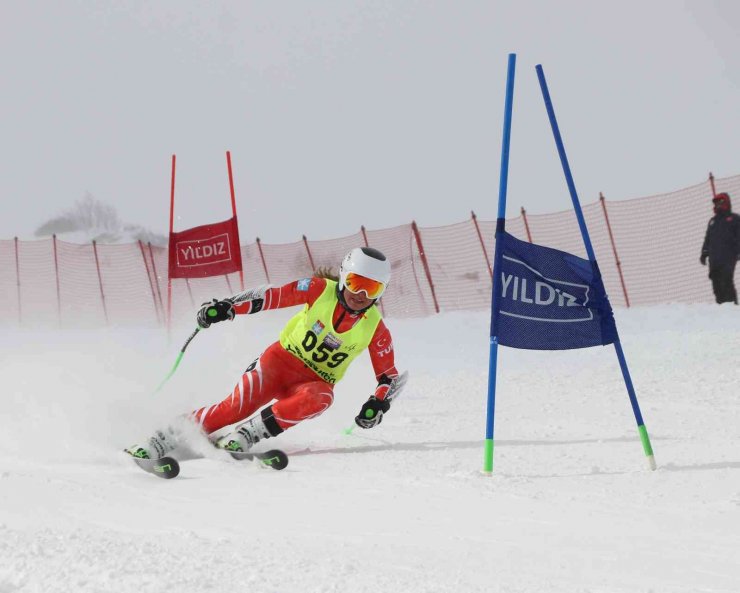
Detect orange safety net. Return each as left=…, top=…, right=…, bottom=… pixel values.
left=1, top=173, right=737, bottom=328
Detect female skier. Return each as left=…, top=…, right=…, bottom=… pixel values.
left=126, top=246, right=400, bottom=459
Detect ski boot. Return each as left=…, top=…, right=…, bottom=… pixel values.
left=124, top=427, right=179, bottom=460
left=124, top=445, right=150, bottom=459
left=215, top=407, right=283, bottom=452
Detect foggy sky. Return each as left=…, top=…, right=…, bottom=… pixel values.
left=1, top=1, right=739, bottom=243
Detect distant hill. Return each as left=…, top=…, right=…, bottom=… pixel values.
left=34, top=193, right=167, bottom=246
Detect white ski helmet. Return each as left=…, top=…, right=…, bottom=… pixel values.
left=338, top=247, right=391, bottom=300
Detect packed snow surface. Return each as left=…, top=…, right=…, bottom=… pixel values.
left=1, top=304, right=739, bottom=593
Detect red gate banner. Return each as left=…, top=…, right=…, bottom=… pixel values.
left=168, top=217, right=243, bottom=278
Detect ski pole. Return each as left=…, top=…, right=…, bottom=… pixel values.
left=155, top=327, right=200, bottom=393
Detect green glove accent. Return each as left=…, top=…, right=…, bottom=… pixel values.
left=207, top=308, right=218, bottom=317
left=365, top=409, right=376, bottom=418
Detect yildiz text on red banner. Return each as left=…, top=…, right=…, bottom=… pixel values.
left=176, top=233, right=231, bottom=268
left=168, top=217, right=243, bottom=279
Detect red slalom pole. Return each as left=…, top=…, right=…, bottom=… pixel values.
left=226, top=151, right=245, bottom=291
left=167, top=154, right=176, bottom=335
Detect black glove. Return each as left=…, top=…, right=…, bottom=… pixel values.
left=700, top=254, right=708, bottom=266
left=355, top=396, right=391, bottom=429
left=196, top=298, right=235, bottom=329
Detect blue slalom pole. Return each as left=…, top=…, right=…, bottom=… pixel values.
left=535, top=64, right=656, bottom=470
left=535, top=65, right=596, bottom=262
left=483, top=53, right=516, bottom=475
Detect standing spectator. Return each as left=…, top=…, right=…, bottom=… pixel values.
left=700, top=192, right=740, bottom=304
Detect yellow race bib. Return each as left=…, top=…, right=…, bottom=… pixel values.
left=279, top=280, right=381, bottom=383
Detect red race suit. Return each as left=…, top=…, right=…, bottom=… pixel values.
left=190, top=277, right=398, bottom=434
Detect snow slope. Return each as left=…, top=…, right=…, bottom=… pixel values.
left=1, top=304, right=739, bottom=593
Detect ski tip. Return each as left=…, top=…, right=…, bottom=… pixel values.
left=259, top=449, right=289, bottom=471
left=132, top=455, right=181, bottom=479
left=229, top=449, right=288, bottom=470
left=159, top=459, right=180, bottom=479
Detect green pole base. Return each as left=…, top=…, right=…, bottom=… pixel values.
left=638, top=424, right=657, bottom=471
left=483, top=438, right=494, bottom=474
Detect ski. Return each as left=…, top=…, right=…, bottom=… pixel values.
left=128, top=448, right=286, bottom=478
left=207, top=433, right=289, bottom=470
left=227, top=448, right=289, bottom=471
left=131, top=455, right=180, bottom=479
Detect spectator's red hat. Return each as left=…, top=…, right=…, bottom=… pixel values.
left=712, top=192, right=731, bottom=212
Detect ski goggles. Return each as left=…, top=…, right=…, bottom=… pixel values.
left=344, top=272, right=386, bottom=299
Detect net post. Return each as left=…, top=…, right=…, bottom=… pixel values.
left=302, top=235, right=316, bottom=272
left=14, top=237, right=21, bottom=326
left=92, top=240, right=109, bottom=325
left=520, top=207, right=533, bottom=242
left=256, top=237, right=271, bottom=283
left=139, top=240, right=162, bottom=325
left=600, top=192, right=630, bottom=308
left=411, top=221, right=440, bottom=313
left=147, top=242, right=166, bottom=323
left=53, top=234, right=61, bottom=327
left=471, top=211, right=492, bottom=279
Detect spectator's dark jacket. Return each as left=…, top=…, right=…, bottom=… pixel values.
left=701, top=210, right=740, bottom=266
